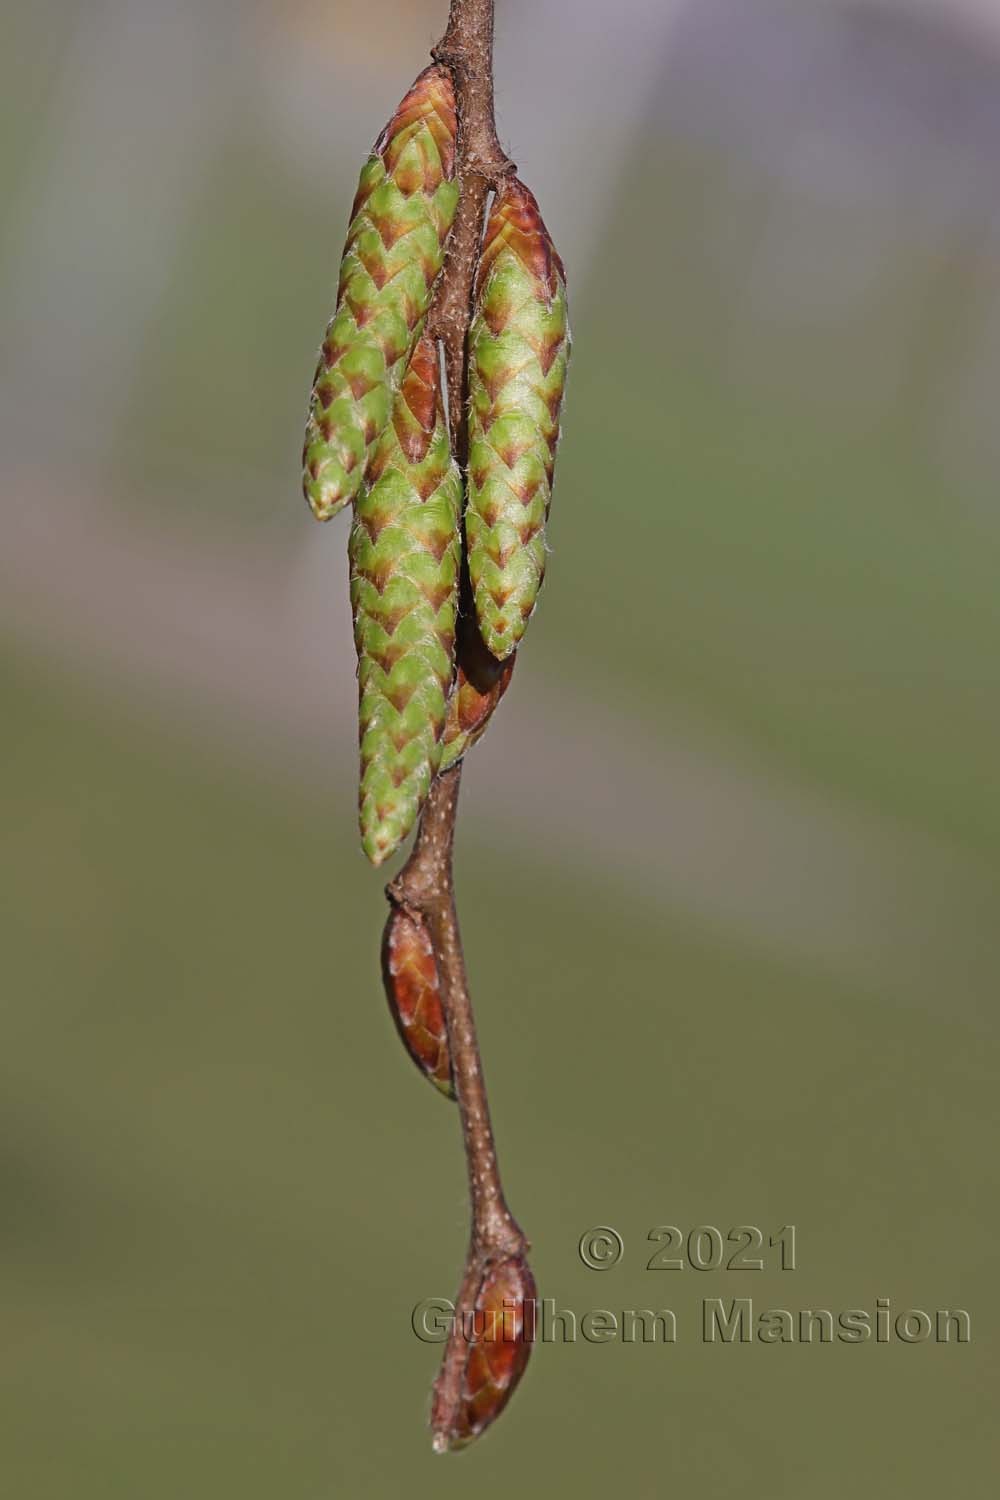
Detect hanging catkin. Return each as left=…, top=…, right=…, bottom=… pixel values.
left=465, top=179, right=570, bottom=658
left=303, top=66, right=459, bottom=520
left=349, top=336, right=461, bottom=865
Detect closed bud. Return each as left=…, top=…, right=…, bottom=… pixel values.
left=432, top=1254, right=536, bottom=1451
left=439, top=612, right=516, bottom=773
left=381, top=905, right=453, bottom=1098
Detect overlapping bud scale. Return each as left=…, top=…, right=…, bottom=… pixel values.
left=465, top=179, right=570, bottom=659
left=304, top=65, right=458, bottom=520
left=350, top=336, right=462, bottom=865
left=439, top=614, right=516, bottom=773
left=381, top=905, right=453, bottom=1097
left=432, top=1255, right=537, bottom=1451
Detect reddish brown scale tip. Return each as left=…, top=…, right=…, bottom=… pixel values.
left=393, top=335, right=441, bottom=464
left=381, top=906, right=454, bottom=1098
left=452, top=661, right=513, bottom=737
left=376, top=64, right=457, bottom=180
left=476, top=178, right=565, bottom=300
left=442, top=613, right=516, bottom=752
left=493, top=429, right=533, bottom=469
left=432, top=1256, right=537, bottom=1451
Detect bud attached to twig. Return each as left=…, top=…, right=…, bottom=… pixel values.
left=304, top=65, right=459, bottom=520
left=439, top=611, right=516, bottom=773
left=431, top=1254, right=537, bottom=1452
left=381, top=904, right=453, bottom=1097
left=350, top=335, right=462, bottom=865
left=465, top=179, right=570, bottom=658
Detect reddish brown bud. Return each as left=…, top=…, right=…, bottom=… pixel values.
left=432, top=1255, right=537, bottom=1451
left=381, top=906, right=454, bottom=1098
left=439, top=611, right=516, bottom=773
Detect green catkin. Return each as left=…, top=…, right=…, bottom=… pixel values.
left=349, top=336, right=461, bottom=865
left=465, top=178, right=570, bottom=658
left=303, top=65, right=458, bottom=521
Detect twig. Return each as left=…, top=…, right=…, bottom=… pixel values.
left=386, top=0, right=526, bottom=1453
left=389, top=766, right=528, bottom=1449
left=428, top=0, right=514, bottom=451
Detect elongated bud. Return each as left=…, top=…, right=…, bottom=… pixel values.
left=431, top=1255, right=536, bottom=1452
left=465, top=179, right=570, bottom=658
left=350, top=335, right=462, bottom=865
left=303, top=65, right=459, bottom=520
left=439, top=611, right=515, bottom=773
left=381, top=905, right=453, bottom=1097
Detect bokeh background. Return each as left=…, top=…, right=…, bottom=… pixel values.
left=3, top=0, right=999, bottom=1493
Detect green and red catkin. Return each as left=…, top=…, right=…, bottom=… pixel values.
left=349, top=335, right=462, bottom=865
left=303, top=65, right=459, bottom=520
left=465, top=179, right=570, bottom=659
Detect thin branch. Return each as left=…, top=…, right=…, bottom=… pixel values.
left=389, top=766, right=528, bottom=1449
left=428, top=0, right=514, bottom=454
left=388, top=766, right=526, bottom=1256
left=387, top=0, right=527, bottom=1454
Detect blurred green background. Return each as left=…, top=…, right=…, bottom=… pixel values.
left=3, top=0, right=998, bottom=1494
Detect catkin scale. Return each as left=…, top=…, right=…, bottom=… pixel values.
left=303, top=65, right=458, bottom=521
left=465, top=179, right=570, bottom=658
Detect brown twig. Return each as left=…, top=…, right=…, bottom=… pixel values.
left=386, top=0, right=526, bottom=1454
left=389, top=766, right=528, bottom=1449
left=428, top=0, right=514, bottom=451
